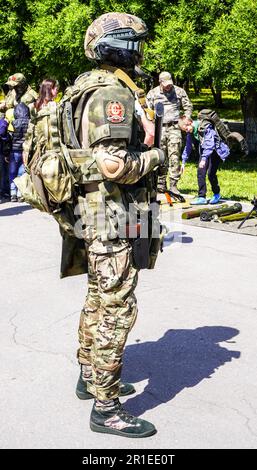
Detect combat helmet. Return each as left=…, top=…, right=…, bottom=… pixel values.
left=84, top=12, right=148, bottom=67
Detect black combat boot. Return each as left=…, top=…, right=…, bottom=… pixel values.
left=76, top=372, right=135, bottom=400
left=169, top=181, right=186, bottom=202
left=90, top=399, right=157, bottom=438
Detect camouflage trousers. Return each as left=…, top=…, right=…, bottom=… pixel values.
left=78, top=237, right=138, bottom=401
left=158, top=125, right=182, bottom=191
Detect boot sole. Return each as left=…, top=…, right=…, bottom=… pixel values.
left=90, top=421, right=157, bottom=438
left=76, top=386, right=136, bottom=400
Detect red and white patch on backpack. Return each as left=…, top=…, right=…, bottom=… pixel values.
left=106, top=101, right=125, bottom=123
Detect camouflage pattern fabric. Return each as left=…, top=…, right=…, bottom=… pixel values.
left=5, top=85, right=37, bottom=110
left=75, top=68, right=163, bottom=400
left=158, top=124, right=182, bottom=190
left=78, top=234, right=138, bottom=400
left=84, top=13, right=147, bottom=60
left=146, top=85, right=192, bottom=123
left=146, top=84, right=192, bottom=190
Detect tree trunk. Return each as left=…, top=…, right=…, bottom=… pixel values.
left=183, top=79, right=189, bottom=93
left=193, top=80, right=200, bottom=95
left=241, top=86, right=257, bottom=156
left=210, top=83, right=223, bottom=108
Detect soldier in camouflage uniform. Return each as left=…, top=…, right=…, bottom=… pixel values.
left=0, top=73, right=37, bottom=113
left=146, top=71, right=193, bottom=196
left=72, top=12, right=165, bottom=438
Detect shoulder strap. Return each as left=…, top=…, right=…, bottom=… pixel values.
left=48, top=101, right=61, bottom=151
left=100, top=65, right=154, bottom=120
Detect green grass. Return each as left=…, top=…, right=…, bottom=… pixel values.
left=189, top=88, right=243, bottom=121
left=180, top=159, right=257, bottom=202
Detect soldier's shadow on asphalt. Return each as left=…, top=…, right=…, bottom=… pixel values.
left=0, top=204, right=33, bottom=216
left=122, top=326, right=240, bottom=416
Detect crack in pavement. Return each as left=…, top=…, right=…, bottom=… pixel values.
left=30, top=309, right=80, bottom=334
left=196, top=396, right=257, bottom=439
left=9, top=312, right=76, bottom=366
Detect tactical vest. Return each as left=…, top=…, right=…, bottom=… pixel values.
left=59, top=69, right=153, bottom=245
left=59, top=68, right=136, bottom=186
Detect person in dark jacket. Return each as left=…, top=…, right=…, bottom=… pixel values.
left=9, top=103, right=30, bottom=202
left=0, top=112, right=10, bottom=203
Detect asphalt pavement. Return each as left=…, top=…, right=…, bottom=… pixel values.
left=1, top=201, right=257, bottom=449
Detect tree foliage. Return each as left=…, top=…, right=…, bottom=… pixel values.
left=0, top=0, right=175, bottom=87
left=1, top=0, right=257, bottom=152
left=24, top=0, right=92, bottom=86
left=145, top=0, right=233, bottom=81
left=198, top=0, right=257, bottom=92
left=0, top=0, right=33, bottom=83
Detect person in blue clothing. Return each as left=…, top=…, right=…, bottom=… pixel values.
left=180, top=112, right=230, bottom=205
left=9, top=102, right=30, bottom=202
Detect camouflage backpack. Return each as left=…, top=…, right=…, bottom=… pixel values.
left=16, top=101, right=74, bottom=214
left=198, top=109, right=248, bottom=157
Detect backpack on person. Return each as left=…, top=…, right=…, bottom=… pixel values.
left=198, top=109, right=248, bottom=157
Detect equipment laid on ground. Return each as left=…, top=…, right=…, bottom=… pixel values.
left=200, top=203, right=242, bottom=222
left=216, top=210, right=257, bottom=223
left=238, top=197, right=257, bottom=229
left=181, top=204, right=228, bottom=220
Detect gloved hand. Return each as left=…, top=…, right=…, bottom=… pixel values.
left=151, top=147, right=165, bottom=165
left=151, top=148, right=168, bottom=175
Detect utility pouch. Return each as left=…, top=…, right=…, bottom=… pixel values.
left=14, top=172, right=49, bottom=213
left=131, top=236, right=149, bottom=270
left=33, top=150, right=73, bottom=204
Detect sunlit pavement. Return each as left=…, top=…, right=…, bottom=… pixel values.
left=1, top=200, right=257, bottom=449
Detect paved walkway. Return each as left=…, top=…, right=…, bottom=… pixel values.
left=1, top=201, right=257, bottom=449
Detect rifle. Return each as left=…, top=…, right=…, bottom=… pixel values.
left=154, top=102, right=164, bottom=148
left=147, top=102, right=166, bottom=268
left=131, top=102, right=165, bottom=270
left=148, top=101, right=165, bottom=204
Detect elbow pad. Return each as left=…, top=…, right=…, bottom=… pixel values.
left=96, top=153, right=125, bottom=179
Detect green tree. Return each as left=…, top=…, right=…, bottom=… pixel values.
left=145, top=0, right=233, bottom=102
left=0, top=0, right=34, bottom=86
left=24, top=0, right=92, bottom=86
left=199, top=0, right=257, bottom=154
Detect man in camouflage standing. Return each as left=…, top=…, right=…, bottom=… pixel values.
left=0, top=73, right=37, bottom=112
left=147, top=71, right=193, bottom=198
left=71, top=12, right=165, bottom=438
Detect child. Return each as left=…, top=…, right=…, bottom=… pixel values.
left=9, top=103, right=30, bottom=202
left=180, top=112, right=230, bottom=204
